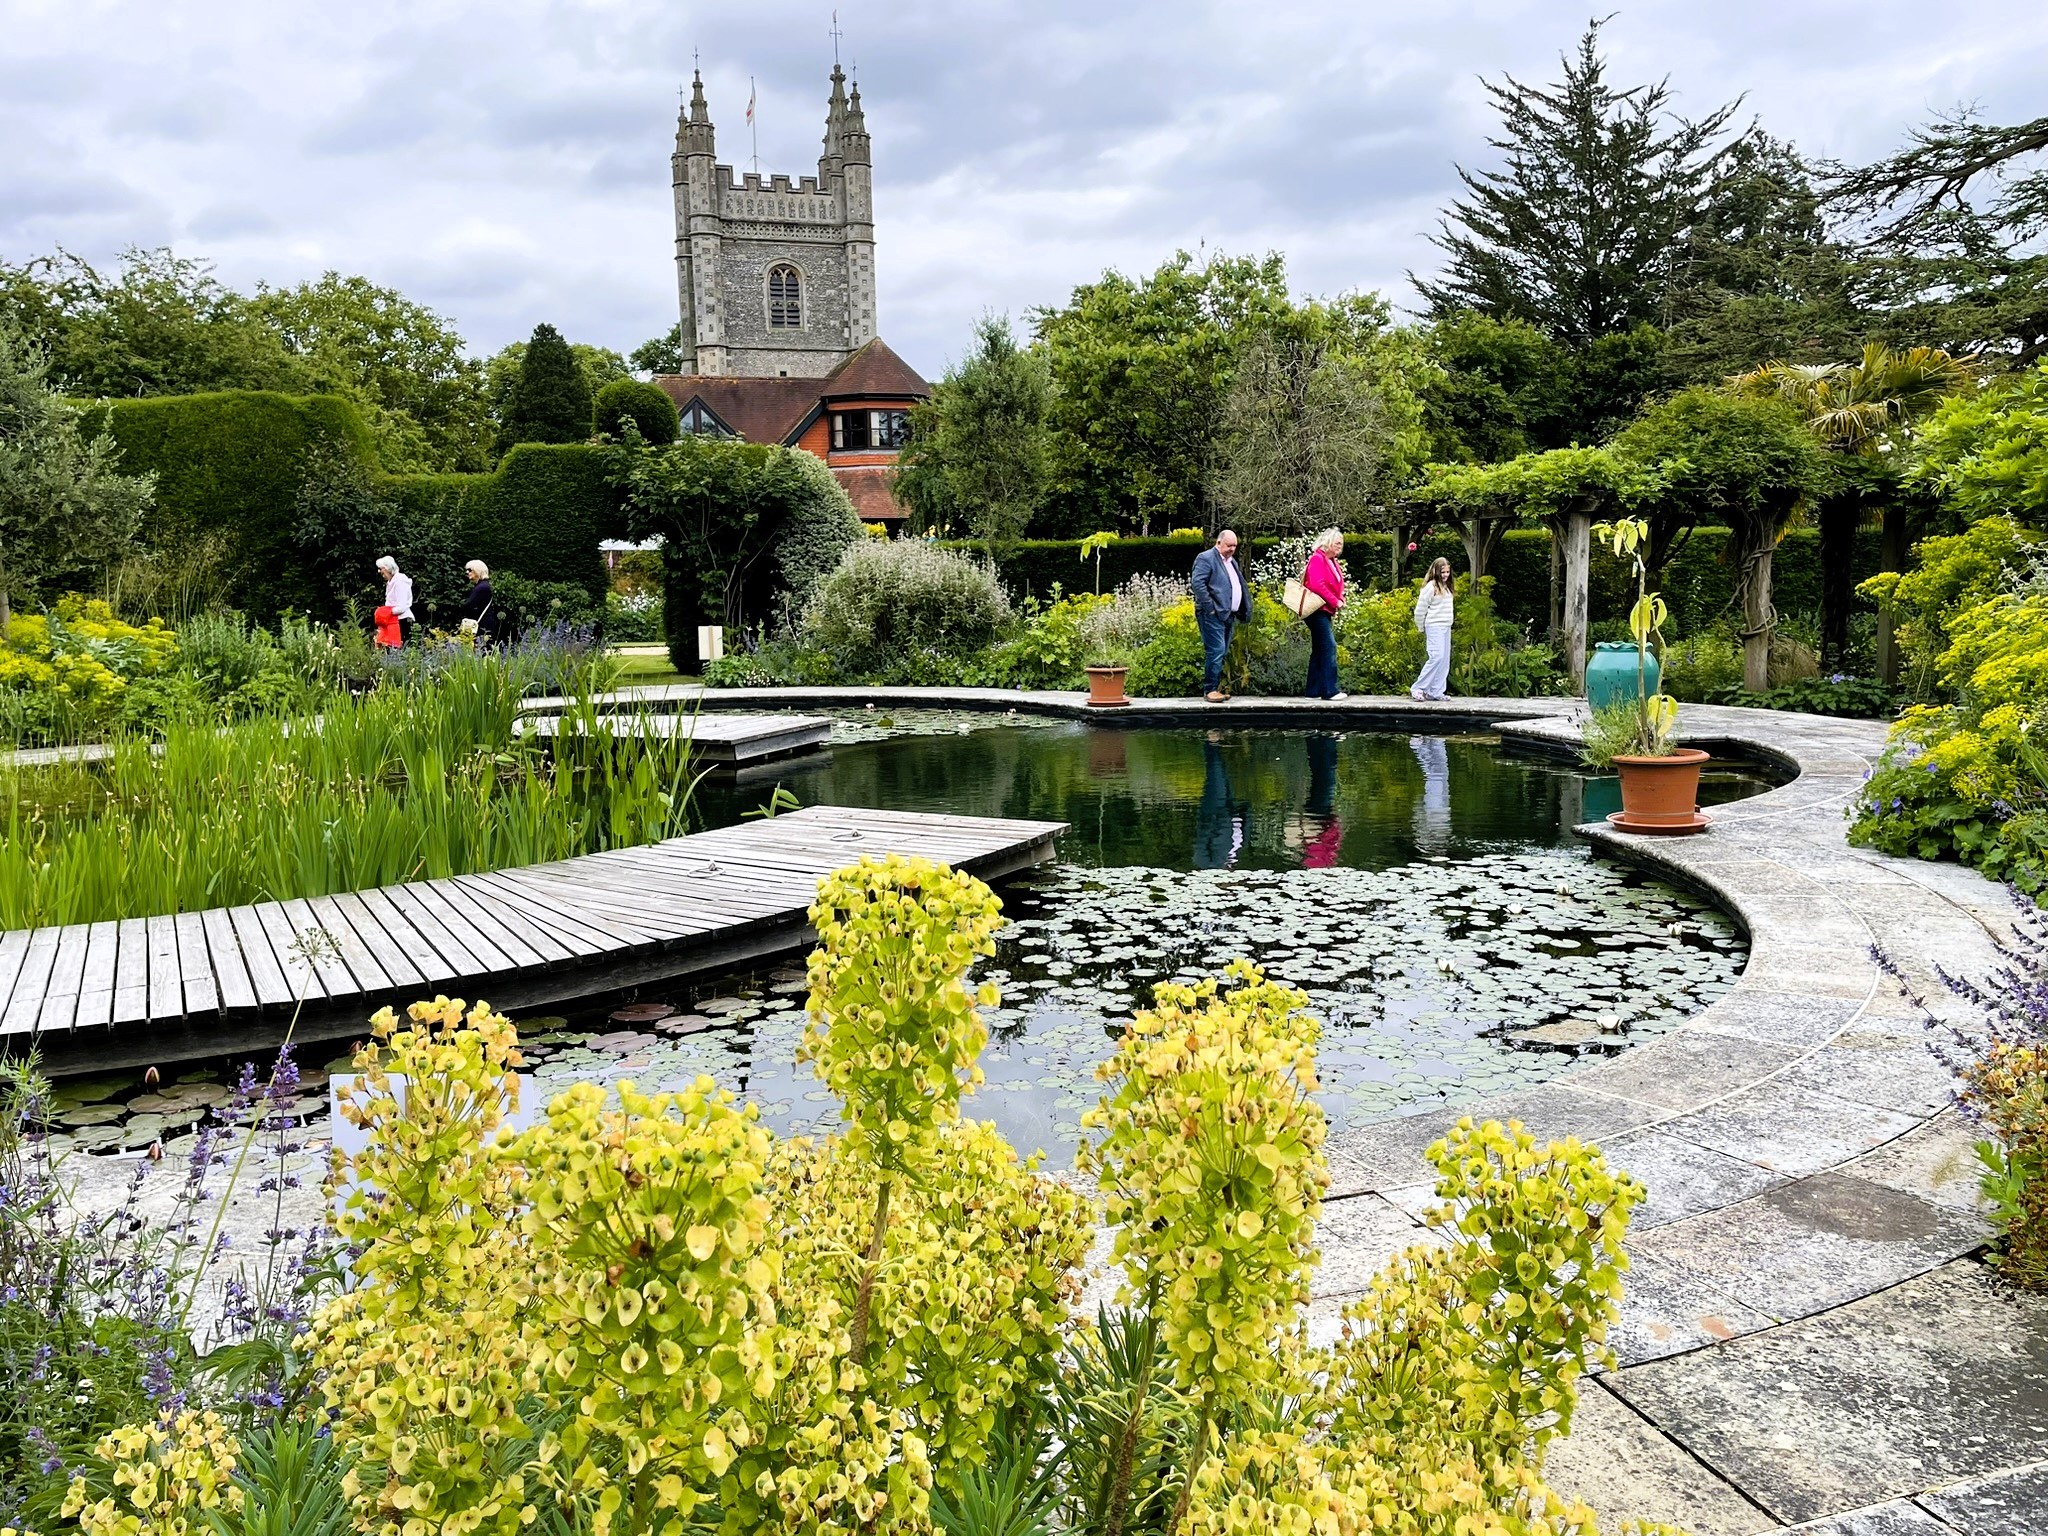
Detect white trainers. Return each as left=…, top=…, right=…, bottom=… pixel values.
left=1331, top=692, right=1348, bottom=701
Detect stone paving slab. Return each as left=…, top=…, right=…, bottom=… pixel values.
left=1627, top=1173, right=1989, bottom=1325
left=1844, top=1113, right=1992, bottom=1216
left=1776, top=1505, right=1954, bottom=1534
left=1568, top=1030, right=1806, bottom=1114
left=1543, top=1379, right=1776, bottom=1536
left=1607, top=1261, right=2048, bottom=1527
left=1608, top=1250, right=1774, bottom=1365
left=1602, top=1128, right=1789, bottom=1229
left=1913, top=1460, right=2048, bottom=1532
left=1653, top=1081, right=1925, bottom=1178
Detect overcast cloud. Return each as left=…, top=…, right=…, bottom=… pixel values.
left=3, top=0, right=2045, bottom=377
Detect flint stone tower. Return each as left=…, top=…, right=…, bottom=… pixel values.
left=672, top=64, right=877, bottom=378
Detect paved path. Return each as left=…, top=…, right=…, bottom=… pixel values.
left=2, top=805, right=1062, bottom=1071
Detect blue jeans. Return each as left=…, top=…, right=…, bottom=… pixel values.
left=1197, top=609, right=1232, bottom=693
left=1304, top=611, right=1337, bottom=698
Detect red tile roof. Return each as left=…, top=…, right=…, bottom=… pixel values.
left=655, top=338, right=929, bottom=447
left=833, top=464, right=907, bottom=521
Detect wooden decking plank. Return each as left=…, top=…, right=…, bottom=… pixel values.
left=254, top=902, right=324, bottom=1005
left=304, top=895, right=392, bottom=995
left=227, top=906, right=293, bottom=1008
left=72, top=922, right=118, bottom=1030
left=597, top=857, right=809, bottom=918
left=330, top=892, right=426, bottom=990
left=37, top=924, right=90, bottom=1033
left=280, top=899, right=360, bottom=999
left=201, top=907, right=259, bottom=1015
left=3, top=928, right=61, bottom=1035
left=432, top=881, right=551, bottom=971
left=112, top=917, right=150, bottom=1024
left=485, top=870, right=668, bottom=946
left=499, top=871, right=713, bottom=939
left=398, top=883, right=514, bottom=974
left=146, top=915, right=183, bottom=1022
left=0, top=930, right=29, bottom=1019
left=463, top=873, right=616, bottom=958
left=251, top=901, right=315, bottom=1011
left=383, top=885, right=484, bottom=980
left=174, top=911, right=218, bottom=1018
left=443, top=878, right=577, bottom=965
left=354, top=888, right=460, bottom=985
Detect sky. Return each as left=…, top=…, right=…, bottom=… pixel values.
left=3, top=0, right=2046, bottom=378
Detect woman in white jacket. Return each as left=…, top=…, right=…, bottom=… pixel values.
left=1410, top=558, right=1455, bottom=701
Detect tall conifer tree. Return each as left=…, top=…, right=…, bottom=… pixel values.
left=495, top=323, right=592, bottom=453
left=1415, top=21, right=1740, bottom=346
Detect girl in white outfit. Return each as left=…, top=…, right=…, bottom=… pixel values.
left=1410, top=557, right=1455, bottom=700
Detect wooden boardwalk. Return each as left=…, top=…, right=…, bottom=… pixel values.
left=0, top=805, right=1064, bottom=1069
left=519, top=712, right=832, bottom=765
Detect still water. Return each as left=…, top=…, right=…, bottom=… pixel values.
left=43, top=713, right=1768, bottom=1163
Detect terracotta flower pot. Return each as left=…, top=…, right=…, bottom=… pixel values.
left=1085, top=665, right=1131, bottom=708
left=1610, top=748, right=1711, bottom=834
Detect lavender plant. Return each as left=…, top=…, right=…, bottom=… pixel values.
left=1879, top=889, right=2048, bottom=1286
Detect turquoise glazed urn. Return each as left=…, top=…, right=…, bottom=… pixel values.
left=1585, top=640, right=1660, bottom=708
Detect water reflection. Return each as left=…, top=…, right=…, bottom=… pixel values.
left=695, top=724, right=1773, bottom=873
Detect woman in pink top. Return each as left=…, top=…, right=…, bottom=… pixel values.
left=1301, top=529, right=1347, bottom=700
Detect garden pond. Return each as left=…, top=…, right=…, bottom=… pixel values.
left=40, top=709, right=1776, bottom=1165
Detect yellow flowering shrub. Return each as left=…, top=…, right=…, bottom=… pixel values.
left=802, top=854, right=1003, bottom=1163
left=59, top=1411, right=241, bottom=1536
left=310, top=997, right=537, bottom=1536
left=1, top=599, right=175, bottom=699
left=1324, top=1120, right=1641, bottom=1464
left=769, top=1122, right=1091, bottom=1485
left=1079, top=962, right=1328, bottom=1404
left=507, top=1077, right=784, bottom=1536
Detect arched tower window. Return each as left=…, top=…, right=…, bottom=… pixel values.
left=767, top=264, right=804, bottom=328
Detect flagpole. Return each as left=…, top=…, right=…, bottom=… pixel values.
left=749, top=75, right=759, bottom=174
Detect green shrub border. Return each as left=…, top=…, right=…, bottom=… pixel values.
left=969, top=525, right=1882, bottom=638
left=82, top=390, right=625, bottom=621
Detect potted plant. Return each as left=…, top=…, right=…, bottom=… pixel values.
left=1580, top=517, right=1710, bottom=834
left=1084, top=644, right=1132, bottom=708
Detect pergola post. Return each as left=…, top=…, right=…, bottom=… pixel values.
left=1558, top=510, right=1591, bottom=691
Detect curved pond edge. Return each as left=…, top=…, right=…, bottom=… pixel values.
left=673, top=686, right=2007, bottom=1361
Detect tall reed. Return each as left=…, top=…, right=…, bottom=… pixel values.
left=0, top=654, right=695, bottom=929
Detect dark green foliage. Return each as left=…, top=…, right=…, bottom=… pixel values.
left=630, top=324, right=688, bottom=375
left=293, top=447, right=467, bottom=622
left=1033, top=251, right=1294, bottom=535
left=897, top=315, right=1054, bottom=550
left=608, top=435, right=859, bottom=670
left=81, top=390, right=374, bottom=619
left=592, top=377, right=680, bottom=444
left=383, top=445, right=621, bottom=622
left=1727, top=674, right=1894, bottom=718
left=967, top=526, right=1874, bottom=641
left=1663, top=133, right=1870, bottom=381
left=1415, top=20, right=1740, bottom=346
left=83, top=389, right=618, bottom=623
left=495, top=324, right=592, bottom=453
left=0, top=247, right=314, bottom=399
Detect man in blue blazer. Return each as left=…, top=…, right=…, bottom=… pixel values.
left=1190, top=529, right=1249, bottom=702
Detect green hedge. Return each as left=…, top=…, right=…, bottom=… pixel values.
left=979, top=525, right=1882, bottom=640
left=83, top=390, right=623, bottom=621
left=80, top=390, right=377, bottom=616
left=384, top=445, right=623, bottom=612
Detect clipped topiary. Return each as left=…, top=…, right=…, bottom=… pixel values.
left=495, top=323, right=591, bottom=454
left=592, top=376, right=680, bottom=445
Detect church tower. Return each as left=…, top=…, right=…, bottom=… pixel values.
left=670, top=64, right=881, bottom=378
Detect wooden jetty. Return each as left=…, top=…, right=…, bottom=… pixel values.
left=0, top=805, right=1064, bottom=1072
left=519, top=711, right=832, bottom=767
